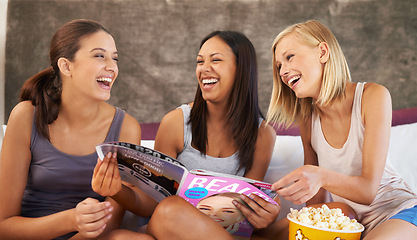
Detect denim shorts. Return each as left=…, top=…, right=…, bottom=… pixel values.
left=389, top=205, right=417, bottom=226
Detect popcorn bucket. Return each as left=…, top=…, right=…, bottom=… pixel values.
left=287, top=214, right=364, bottom=240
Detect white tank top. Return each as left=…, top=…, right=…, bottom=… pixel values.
left=311, top=82, right=417, bottom=235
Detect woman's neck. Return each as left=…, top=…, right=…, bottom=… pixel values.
left=206, top=101, right=229, bottom=124
left=57, top=93, right=104, bottom=129
left=316, top=82, right=356, bottom=120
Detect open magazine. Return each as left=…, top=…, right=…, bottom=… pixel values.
left=96, top=142, right=278, bottom=238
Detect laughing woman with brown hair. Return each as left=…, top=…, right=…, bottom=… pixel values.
left=0, top=19, right=143, bottom=239
left=92, top=31, right=279, bottom=240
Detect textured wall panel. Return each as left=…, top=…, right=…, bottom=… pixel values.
left=5, top=0, right=417, bottom=124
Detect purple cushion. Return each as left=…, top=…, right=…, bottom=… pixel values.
left=270, top=123, right=300, bottom=136
left=269, top=106, right=417, bottom=136
left=392, top=107, right=417, bottom=126
left=141, top=122, right=160, bottom=140
left=140, top=107, right=417, bottom=140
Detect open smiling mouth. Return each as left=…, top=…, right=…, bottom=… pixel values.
left=288, top=76, right=300, bottom=87
left=97, top=77, right=112, bottom=87
left=202, top=78, right=219, bottom=86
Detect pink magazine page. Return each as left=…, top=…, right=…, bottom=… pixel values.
left=177, top=173, right=278, bottom=238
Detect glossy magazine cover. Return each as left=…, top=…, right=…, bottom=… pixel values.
left=96, top=142, right=278, bottom=238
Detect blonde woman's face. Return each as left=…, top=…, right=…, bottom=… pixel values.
left=274, top=33, right=324, bottom=99
left=197, top=196, right=243, bottom=228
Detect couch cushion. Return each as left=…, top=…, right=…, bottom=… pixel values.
left=139, top=107, right=417, bottom=139
left=392, top=107, right=417, bottom=126
left=141, top=123, right=160, bottom=140
left=264, top=135, right=305, bottom=220
left=389, top=122, right=417, bottom=193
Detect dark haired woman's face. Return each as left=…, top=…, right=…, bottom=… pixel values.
left=66, top=30, right=119, bottom=101
left=196, top=36, right=236, bottom=104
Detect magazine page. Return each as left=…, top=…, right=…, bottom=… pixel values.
left=177, top=172, right=278, bottom=238
left=189, top=169, right=278, bottom=200
left=96, top=142, right=188, bottom=202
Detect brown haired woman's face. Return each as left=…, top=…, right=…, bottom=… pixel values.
left=66, top=30, right=119, bottom=101
left=196, top=36, right=236, bottom=105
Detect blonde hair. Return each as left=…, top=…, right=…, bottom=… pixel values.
left=267, top=20, right=351, bottom=127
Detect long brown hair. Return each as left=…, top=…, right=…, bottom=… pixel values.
left=190, top=31, right=262, bottom=174
left=20, top=19, right=110, bottom=140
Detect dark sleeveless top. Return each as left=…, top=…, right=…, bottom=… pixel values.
left=21, top=107, right=125, bottom=239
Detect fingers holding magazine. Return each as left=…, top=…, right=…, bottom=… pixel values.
left=92, top=152, right=122, bottom=197
left=234, top=193, right=280, bottom=229
left=95, top=142, right=279, bottom=238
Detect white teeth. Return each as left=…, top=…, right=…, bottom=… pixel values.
left=288, top=76, right=300, bottom=86
left=202, top=78, right=218, bottom=84
left=96, top=77, right=112, bottom=83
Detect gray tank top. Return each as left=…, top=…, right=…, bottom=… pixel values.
left=176, top=104, right=250, bottom=176
left=21, top=107, right=125, bottom=239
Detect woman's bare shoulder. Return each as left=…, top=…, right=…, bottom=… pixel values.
left=119, top=111, right=141, bottom=144
left=8, top=101, right=35, bottom=126
left=259, top=120, right=277, bottom=141
left=154, top=106, right=185, bottom=157
left=160, top=107, right=184, bottom=128
left=362, top=82, right=391, bottom=101
left=362, top=82, right=392, bottom=125
left=4, top=101, right=34, bottom=146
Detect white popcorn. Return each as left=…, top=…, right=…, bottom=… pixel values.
left=288, top=204, right=363, bottom=231
left=329, top=221, right=338, bottom=229
left=298, top=212, right=313, bottom=225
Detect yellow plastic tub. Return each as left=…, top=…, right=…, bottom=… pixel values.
left=287, top=214, right=364, bottom=240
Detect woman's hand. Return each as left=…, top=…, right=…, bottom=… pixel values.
left=73, top=198, right=113, bottom=238
left=233, top=194, right=280, bottom=229
left=271, top=165, right=323, bottom=205
left=92, top=152, right=122, bottom=197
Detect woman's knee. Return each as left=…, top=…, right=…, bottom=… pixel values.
left=151, top=195, right=191, bottom=222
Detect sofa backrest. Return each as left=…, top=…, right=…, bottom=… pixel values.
left=392, top=106, right=417, bottom=126
left=141, top=107, right=417, bottom=140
